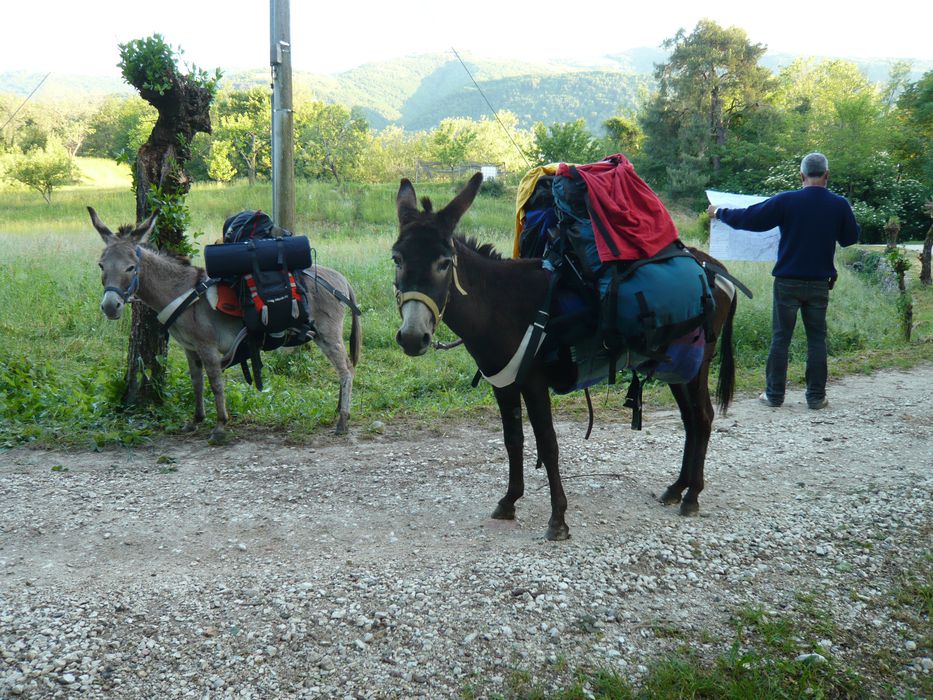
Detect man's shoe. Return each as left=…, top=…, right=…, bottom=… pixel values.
left=758, top=392, right=781, bottom=407
left=808, top=397, right=829, bottom=410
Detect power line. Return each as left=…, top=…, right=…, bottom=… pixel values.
left=451, top=48, right=531, bottom=170
left=0, top=73, right=51, bottom=133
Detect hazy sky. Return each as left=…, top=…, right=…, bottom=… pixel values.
left=4, top=0, right=931, bottom=78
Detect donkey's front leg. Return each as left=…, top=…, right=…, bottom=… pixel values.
left=202, top=352, right=230, bottom=444
left=491, top=384, right=524, bottom=520
left=182, top=349, right=205, bottom=433
left=522, top=376, right=569, bottom=541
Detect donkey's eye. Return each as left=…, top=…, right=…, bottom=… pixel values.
left=392, top=255, right=402, bottom=268
left=437, top=259, right=452, bottom=272
left=98, top=262, right=104, bottom=270
left=126, top=265, right=136, bottom=273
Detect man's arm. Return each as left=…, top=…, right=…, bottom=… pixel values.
left=838, top=200, right=860, bottom=247
left=712, top=196, right=783, bottom=233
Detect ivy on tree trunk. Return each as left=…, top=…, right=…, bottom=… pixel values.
left=118, top=35, right=219, bottom=405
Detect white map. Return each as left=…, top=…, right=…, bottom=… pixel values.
left=706, top=189, right=779, bottom=262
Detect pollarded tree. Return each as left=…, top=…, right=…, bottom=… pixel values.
left=921, top=200, right=932, bottom=286
left=641, top=19, right=773, bottom=190
left=117, top=34, right=220, bottom=405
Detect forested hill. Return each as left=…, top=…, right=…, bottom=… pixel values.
left=395, top=70, right=648, bottom=132
left=2, top=49, right=929, bottom=132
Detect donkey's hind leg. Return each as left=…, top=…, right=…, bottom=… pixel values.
left=661, top=379, right=714, bottom=516
left=312, top=321, right=354, bottom=435
left=183, top=349, right=205, bottom=433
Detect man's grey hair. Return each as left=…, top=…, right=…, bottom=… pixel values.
left=800, top=152, right=828, bottom=177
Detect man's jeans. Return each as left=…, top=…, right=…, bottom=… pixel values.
left=765, top=278, right=830, bottom=407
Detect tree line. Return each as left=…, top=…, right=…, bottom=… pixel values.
left=1, top=20, right=930, bottom=242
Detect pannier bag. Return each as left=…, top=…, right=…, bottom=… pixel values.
left=203, top=210, right=316, bottom=389
left=598, top=246, right=714, bottom=359
left=204, top=235, right=313, bottom=345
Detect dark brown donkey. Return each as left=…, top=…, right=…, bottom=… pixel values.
left=392, top=174, right=738, bottom=541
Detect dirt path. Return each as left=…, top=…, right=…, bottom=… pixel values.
left=1, top=366, right=931, bottom=698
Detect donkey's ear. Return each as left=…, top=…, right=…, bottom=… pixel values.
left=87, top=206, right=114, bottom=242
left=438, top=172, right=483, bottom=230
left=133, top=210, right=160, bottom=244
left=397, top=178, right=419, bottom=226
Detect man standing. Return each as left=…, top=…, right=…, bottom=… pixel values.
left=707, top=153, right=860, bottom=409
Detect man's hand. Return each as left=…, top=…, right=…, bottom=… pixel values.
left=706, top=204, right=718, bottom=219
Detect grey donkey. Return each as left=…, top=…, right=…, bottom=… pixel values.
left=90, top=207, right=361, bottom=440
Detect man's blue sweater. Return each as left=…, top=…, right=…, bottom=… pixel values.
left=718, top=186, right=860, bottom=279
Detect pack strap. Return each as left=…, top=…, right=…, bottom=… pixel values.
left=157, top=277, right=219, bottom=331
left=623, top=370, right=646, bottom=431
left=220, top=327, right=249, bottom=370
left=479, top=270, right=558, bottom=388
left=700, top=260, right=753, bottom=299
left=304, top=272, right=362, bottom=316
left=478, top=320, right=549, bottom=388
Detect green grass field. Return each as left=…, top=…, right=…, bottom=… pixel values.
left=1, top=162, right=931, bottom=448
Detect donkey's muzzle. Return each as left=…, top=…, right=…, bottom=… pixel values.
left=100, top=291, right=125, bottom=320
left=396, top=328, right=431, bottom=356
left=396, top=300, right=435, bottom=356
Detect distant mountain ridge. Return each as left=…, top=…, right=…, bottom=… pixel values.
left=2, top=50, right=929, bottom=133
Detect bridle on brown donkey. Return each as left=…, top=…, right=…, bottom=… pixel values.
left=392, top=173, right=741, bottom=541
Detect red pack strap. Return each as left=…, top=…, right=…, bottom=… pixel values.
left=244, top=274, right=264, bottom=313
left=287, top=273, right=303, bottom=303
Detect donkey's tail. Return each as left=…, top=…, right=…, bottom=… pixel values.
left=715, top=294, right=737, bottom=415
left=347, top=283, right=361, bottom=367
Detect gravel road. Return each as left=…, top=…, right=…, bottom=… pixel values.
left=1, top=365, right=931, bottom=698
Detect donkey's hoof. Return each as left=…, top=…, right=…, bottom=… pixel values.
left=546, top=524, right=571, bottom=541
left=679, top=501, right=700, bottom=517
left=659, top=488, right=683, bottom=506
left=491, top=502, right=516, bottom=520
left=207, top=429, right=230, bottom=446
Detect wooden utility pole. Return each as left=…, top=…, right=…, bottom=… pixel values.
left=271, top=0, right=295, bottom=232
